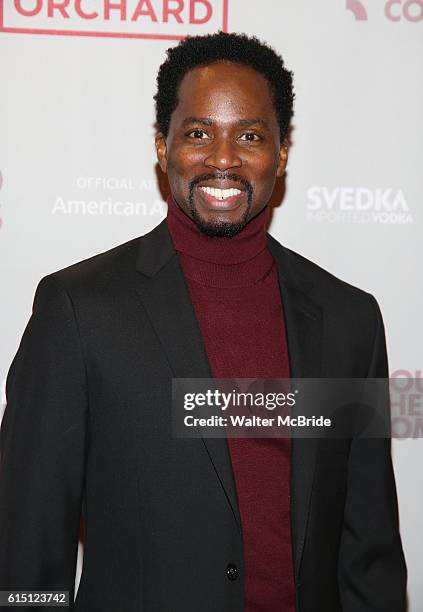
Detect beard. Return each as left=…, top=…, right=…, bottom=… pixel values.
left=187, top=173, right=254, bottom=238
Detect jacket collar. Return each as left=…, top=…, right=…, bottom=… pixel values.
left=135, top=218, right=174, bottom=278
left=136, top=218, right=313, bottom=295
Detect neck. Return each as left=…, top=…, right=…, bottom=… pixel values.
left=166, top=195, right=274, bottom=288
left=166, top=194, right=270, bottom=265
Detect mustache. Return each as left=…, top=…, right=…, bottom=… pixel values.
left=189, top=173, right=253, bottom=197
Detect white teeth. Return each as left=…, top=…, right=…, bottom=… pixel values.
left=200, top=186, right=242, bottom=200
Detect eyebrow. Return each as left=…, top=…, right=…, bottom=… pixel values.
left=181, top=117, right=269, bottom=129
left=182, top=117, right=213, bottom=127
left=237, top=118, right=269, bottom=129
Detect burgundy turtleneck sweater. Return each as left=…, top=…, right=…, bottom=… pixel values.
left=167, top=196, right=295, bottom=612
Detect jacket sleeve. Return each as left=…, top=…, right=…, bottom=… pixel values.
left=337, top=294, right=407, bottom=611
left=0, top=274, right=88, bottom=608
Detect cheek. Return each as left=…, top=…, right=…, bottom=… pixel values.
left=167, top=151, right=202, bottom=194
left=168, top=146, right=202, bottom=173
left=250, top=155, right=279, bottom=191
left=166, top=155, right=188, bottom=191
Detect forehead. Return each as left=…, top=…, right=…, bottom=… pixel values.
left=173, top=61, right=277, bottom=127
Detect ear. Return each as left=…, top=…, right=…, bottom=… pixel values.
left=276, top=139, right=289, bottom=177
left=155, top=133, right=168, bottom=173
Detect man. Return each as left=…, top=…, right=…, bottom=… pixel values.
left=0, top=32, right=406, bottom=611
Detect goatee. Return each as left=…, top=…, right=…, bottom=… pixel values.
left=187, top=173, right=254, bottom=238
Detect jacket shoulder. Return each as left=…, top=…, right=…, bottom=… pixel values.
left=268, top=234, right=375, bottom=304
left=37, top=222, right=164, bottom=296
left=54, top=236, right=140, bottom=281
left=269, top=237, right=386, bottom=375
left=267, top=235, right=383, bottom=355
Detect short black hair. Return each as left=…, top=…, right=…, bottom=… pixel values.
left=154, top=31, right=295, bottom=142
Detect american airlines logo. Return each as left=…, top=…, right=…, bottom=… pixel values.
left=0, top=0, right=228, bottom=40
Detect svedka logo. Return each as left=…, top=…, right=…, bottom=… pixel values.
left=1, top=0, right=228, bottom=40
left=306, top=187, right=414, bottom=224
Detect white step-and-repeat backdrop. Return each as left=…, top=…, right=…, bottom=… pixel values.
left=1, top=0, right=421, bottom=608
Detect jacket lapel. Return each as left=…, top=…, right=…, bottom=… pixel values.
left=134, top=220, right=323, bottom=574
left=268, top=235, right=322, bottom=581
left=133, top=219, right=242, bottom=530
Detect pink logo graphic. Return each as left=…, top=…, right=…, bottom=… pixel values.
left=346, top=0, right=423, bottom=21
left=0, top=1, right=228, bottom=40
left=346, top=0, right=368, bottom=20
left=0, top=170, right=3, bottom=231
left=385, top=0, right=423, bottom=22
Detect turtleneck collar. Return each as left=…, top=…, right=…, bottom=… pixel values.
left=166, top=194, right=275, bottom=288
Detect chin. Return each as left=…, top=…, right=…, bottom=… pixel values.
left=191, top=209, right=249, bottom=238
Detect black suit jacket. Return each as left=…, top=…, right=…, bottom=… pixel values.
left=0, top=219, right=407, bottom=611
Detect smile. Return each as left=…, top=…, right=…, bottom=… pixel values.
left=199, top=186, right=243, bottom=200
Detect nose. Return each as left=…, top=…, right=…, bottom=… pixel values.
left=204, top=137, right=242, bottom=172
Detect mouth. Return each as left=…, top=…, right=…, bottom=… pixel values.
left=196, top=183, right=246, bottom=211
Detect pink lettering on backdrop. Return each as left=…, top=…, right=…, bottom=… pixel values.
left=346, top=0, right=368, bottom=21
left=190, top=0, right=212, bottom=23
left=386, top=0, right=403, bottom=20
left=104, top=0, right=127, bottom=20
left=74, top=0, right=97, bottom=19
left=1, top=1, right=228, bottom=39
left=48, top=0, right=70, bottom=18
left=132, top=0, right=158, bottom=21
left=14, top=0, right=42, bottom=17
left=402, top=0, right=423, bottom=21
left=384, top=0, right=422, bottom=21
left=163, top=0, right=184, bottom=23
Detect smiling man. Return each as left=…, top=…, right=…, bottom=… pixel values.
left=0, top=32, right=406, bottom=612
left=155, top=57, right=287, bottom=237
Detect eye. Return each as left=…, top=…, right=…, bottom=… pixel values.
left=187, top=129, right=211, bottom=139
left=239, top=132, right=261, bottom=142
